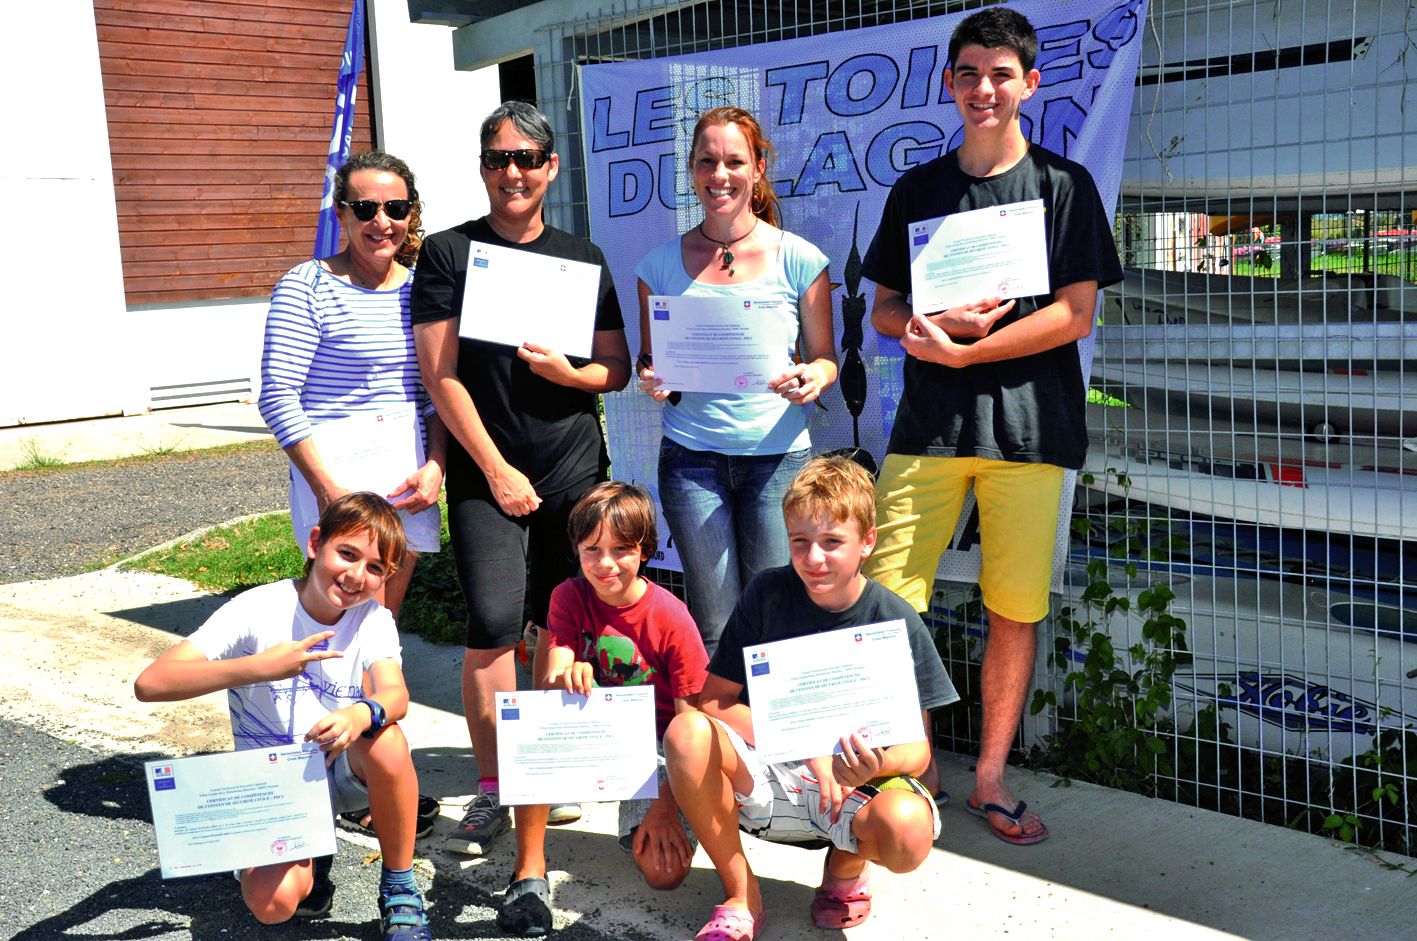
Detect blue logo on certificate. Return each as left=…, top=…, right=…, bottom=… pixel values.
left=473, top=256, right=489, bottom=269
left=749, top=650, right=770, bottom=676
left=153, top=765, right=176, bottom=790
left=653, top=310, right=669, bottom=320
left=501, top=708, right=519, bottom=720
left=751, top=663, right=770, bottom=676
left=911, top=224, right=929, bottom=246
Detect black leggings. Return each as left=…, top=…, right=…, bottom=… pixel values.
left=446, top=479, right=593, bottom=649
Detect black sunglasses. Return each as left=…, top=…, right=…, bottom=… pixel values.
left=480, top=149, right=550, bottom=171
left=340, top=199, right=414, bottom=222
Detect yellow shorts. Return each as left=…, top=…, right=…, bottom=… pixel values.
left=864, top=454, right=1066, bottom=624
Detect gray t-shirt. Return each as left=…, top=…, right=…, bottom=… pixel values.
left=709, top=565, right=959, bottom=711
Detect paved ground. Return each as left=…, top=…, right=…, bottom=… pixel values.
left=0, top=443, right=288, bottom=584
left=2, top=404, right=1415, bottom=940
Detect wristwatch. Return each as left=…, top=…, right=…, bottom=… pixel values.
left=356, top=697, right=386, bottom=738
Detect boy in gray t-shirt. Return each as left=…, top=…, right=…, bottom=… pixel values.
left=664, top=455, right=957, bottom=940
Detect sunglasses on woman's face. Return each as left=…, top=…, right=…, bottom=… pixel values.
left=480, top=149, right=550, bottom=171
left=340, top=199, right=414, bottom=222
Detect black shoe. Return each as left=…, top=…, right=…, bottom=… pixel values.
left=295, top=855, right=335, bottom=918
left=338, top=795, right=441, bottom=839
left=497, top=876, right=552, bottom=937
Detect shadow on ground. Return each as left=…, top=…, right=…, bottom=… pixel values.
left=108, top=596, right=227, bottom=636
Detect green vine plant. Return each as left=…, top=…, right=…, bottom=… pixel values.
left=1027, top=556, right=1191, bottom=796
left=1024, top=467, right=1191, bottom=795
left=1322, top=729, right=1417, bottom=857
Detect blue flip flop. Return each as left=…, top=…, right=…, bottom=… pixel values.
left=965, top=798, right=1049, bottom=845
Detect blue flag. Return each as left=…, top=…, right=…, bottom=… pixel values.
left=314, top=0, right=366, bottom=259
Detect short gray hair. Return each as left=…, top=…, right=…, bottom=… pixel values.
left=480, top=100, right=555, bottom=153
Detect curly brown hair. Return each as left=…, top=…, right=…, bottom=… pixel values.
left=333, top=151, right=424, bottom=267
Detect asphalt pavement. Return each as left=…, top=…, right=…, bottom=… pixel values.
left=2, top=404, right=1415, bottom=940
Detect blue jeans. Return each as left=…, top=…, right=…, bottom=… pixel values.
left=657, top=439, right=810, bottom=657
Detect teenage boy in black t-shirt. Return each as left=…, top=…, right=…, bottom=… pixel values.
left=411, top=101, right=631, bottom=860
left=861, top=7, right=1122, bottom=846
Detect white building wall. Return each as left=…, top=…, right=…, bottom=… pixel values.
left=369, top=0, right=499, bottom=234
left=1, top=8, right=497, bottom=428
left=1, top=3, right=142, bottom=426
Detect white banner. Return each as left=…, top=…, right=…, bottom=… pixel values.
left=582, top=0, right=1148, bottom=581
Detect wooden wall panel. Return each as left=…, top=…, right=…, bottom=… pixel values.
left=95, top=0, right=374, bottom=304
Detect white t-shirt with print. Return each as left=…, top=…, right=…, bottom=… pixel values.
left=186, top=579, right=402, bottom=750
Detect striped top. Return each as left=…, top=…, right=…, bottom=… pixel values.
left=258, top=260, right=431, bottom=449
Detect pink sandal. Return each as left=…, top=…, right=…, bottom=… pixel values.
left=695, top=904, right=764, bottom=941
left=810, top=853, right=872, bottom=929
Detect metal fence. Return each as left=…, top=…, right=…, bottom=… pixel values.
left=537, top=0, right=1416, bottom=854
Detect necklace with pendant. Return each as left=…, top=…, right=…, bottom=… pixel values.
left=696, top=219, right=759, bottom=276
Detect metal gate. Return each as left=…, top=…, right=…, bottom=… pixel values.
left=534, top=0, right=1416, bottom=854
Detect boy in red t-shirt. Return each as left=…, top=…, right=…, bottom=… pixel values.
left=497, top=481, right=709, bottom=937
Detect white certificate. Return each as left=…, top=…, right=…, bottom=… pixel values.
left=495, top=688, right=659, bottom=805
left=907, top=199, right=1050, bottom=312
left=458, top=241, right=601, bottom=358
left=308, top=405, right=425, bottom=498
left=648, top=294, right=796, bottom=394
left=744, top=620, right=925, bottom=764
left=144, top=745, right=335, bottom=879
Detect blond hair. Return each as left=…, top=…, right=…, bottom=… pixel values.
left=781, top=455, right=876, bottom=537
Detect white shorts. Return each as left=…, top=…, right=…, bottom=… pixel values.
left=711, top=717, right=941, bottom=853
left=289, top=464, right=441, bottom=555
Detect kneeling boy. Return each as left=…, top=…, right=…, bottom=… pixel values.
left=134, top=493, right=431, bottom=941
left=664, top=455, right=958, bottom=941
left=498, top=481, right=709, bottom=937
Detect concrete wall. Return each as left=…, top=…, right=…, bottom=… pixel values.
left=369, top=0, right=499, bottom=234
left=1, top=4, right=142, bottom=426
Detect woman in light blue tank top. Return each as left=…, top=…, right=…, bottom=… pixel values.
left=635, top=107, right=838, bottom=656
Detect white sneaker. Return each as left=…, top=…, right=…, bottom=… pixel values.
left=546, top=802, right=582, bottom=826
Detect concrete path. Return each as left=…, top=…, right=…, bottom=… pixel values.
left=0, top=402, right=272, bottom=470
left=3, top=565, right=1414, bottom=940
left=3, top=403, right=1414, bottom=938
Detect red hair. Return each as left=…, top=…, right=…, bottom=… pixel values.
left=690, top=107, right=781, bottom=227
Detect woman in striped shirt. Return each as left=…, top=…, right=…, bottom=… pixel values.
left=258, top=151, right=446, bottom=618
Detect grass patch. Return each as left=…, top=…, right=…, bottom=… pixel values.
left=400, top=520, right=467, bottom=645
left=124, top=512, right=305, bottom=595
left=11, top=438, right=67, bottom=470
left=122, top=498, right=469, bottom=645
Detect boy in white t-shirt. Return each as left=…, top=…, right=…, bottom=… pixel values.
left=135, top=492, right=431, bottom=941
